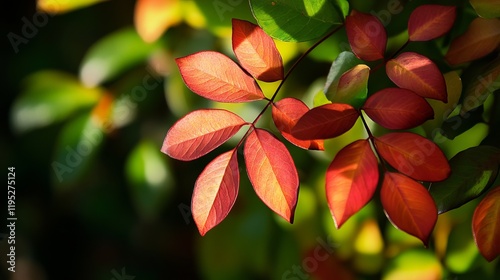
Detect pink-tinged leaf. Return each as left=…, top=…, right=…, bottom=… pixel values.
left=381, top=172, right=438, bottom=246
left=408, top=5, right=456, bottom=41
left=386, top=52, right=447, bottom=102
left=272, top=98, right=324, bottom=150
left=244, top=129, right=299, bottom=223
left=232, top=19, right=284, bottom=82
left=291, top=103, right=359, bottom=140
left=445, top=18, right=500, bottom=66
left=345, top=10, right=387, bottom=61
left=192, top=149, right=239, bottom=236
left=162, top=109, right=247, bottom=161
left=331, top=64, right=370, bottom=108
left=134, top=0, right=181, bottom=42
left=176, top=51, right=264, bottom=102
left=472, top=186, right=500, bottom=262
left=363, top=88, right=434, bottom=129
left=374, top=132, right=450, bottom=181
left=326, top=140, right=379, bottom=228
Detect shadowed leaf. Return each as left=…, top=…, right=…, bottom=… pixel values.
left=324, top=51, right=363, bottom=94
left=472, top=185, right=500, bottom=262
left=470, top=0, right=500, bottom=19
left=176, top=51, right=264, bottom=102
left=374, top=132, right=450, bottom=181
left=345, top=10, right=387, bottom=61
left=461, top=57, right=500, bottom=115
left=408, top=5, right=456, bottom=41
left=232, top=19, right=284, bottom=82
left=162, top=109, right=247, bottom=161
left=244, top=129, right=299, bottom=223
left=363, top=88, right=434, bottom=130
left=272, top=98, right=324, bottom=150
left=330, top=64, right=370, bottom=108
left=381, top=172, right=437, bottom=246
left=326, top=140, right=379, bottom=228
left=386, top=52, right=447, bottom=102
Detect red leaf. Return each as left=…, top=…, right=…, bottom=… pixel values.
left=386, top=52, right=447, bottom=102
left=232, top=19, right=284, bottom=82
left=408, top=5, right=456, bottom=41
left=244, top=129, right=299, bottom=222
left=362, top=88, right=434, bottom=130
left=162, top=109, right=247, bottom=161
left=176, top=51, right=264, bottom=102
left=272, top=98, right=324, bottom=150
left=472, top=186, right=500, bottom=262
left=445, top=18, right=500, bottom=66
left=374, top=132, right=450, bottom=181
left=192, top=149, right=239, bottom=236
left=381, top=172, right=437, bottom=246
left=326, top=140, right=379, bottom=228
left=291, top=103, right=359, bottom=140
left=345, top=10, right=387, bottom=61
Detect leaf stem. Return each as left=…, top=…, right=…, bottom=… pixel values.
left=360, top=112, right=389, bottom=172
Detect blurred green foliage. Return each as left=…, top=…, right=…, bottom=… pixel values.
left=3, top=0, right=500, bottom=279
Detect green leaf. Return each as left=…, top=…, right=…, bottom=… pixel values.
left=429, top=146, right=500, bottom=214
left=324, top=51, right=362, bottom=95
left=37, top=0, right=105, bottom=14
left=470, top=0, right=500, bottom=18
left=79, top=28, right=161, bottom=87
left=383, top=249, right=443, bottom=280
left=461, top=56, right=500, bottom=115
left=330, top=64, right=369, bottom=108
left=126, top=141, right=173, bottom=221
left=11, top=71, right=102, bottom=133
left=333, top=0, right=349, bottom=18
left=51, top=114, right=105, bottom=190
left=250, top=0, right=344, bottom=42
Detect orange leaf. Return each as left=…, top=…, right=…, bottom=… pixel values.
left=232, top=19, right=284, bottom=82
left=386, top=52, right=447, bottom=102
left=326, top=140, right=379, bottom=228
left=272, top=98, right=324, bottom=150
left=291, top=103, right=359, bottom=140
left=345, top=10, right=387, bottom=61
left=244, top=129, right=299, bottom=222
left=374, top=132, right=450, bottom=181
left=162, top=109, right=247, bottom=161
left=445, top=18, right=500, bottom=65
left=381, top=172, right=437, bottom=246
left=192, top=149, right=239, bottom=236
left=362, top=88, right=434, bottom=129
left=408, top=5, right=456, bottom=41
left=472, top=186, right=500, bottom=261
left=134, top=0, right=181, bottom=42
left=176, top=51, right=265, bottom=102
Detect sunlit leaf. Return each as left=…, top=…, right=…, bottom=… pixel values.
left=244, top=129, right=299, bottom=223
left=232, top=19, right=283, bottom=82
left=292, top=103, right=359, bottom=140
left=126, top=141, right=173, bottom=221
left=11, top=71, right=102, bottom=133
left=386, top=52, right=447, bottom=102
left=461, top=57, right=500, bottom=115
left=176, top=51, right=264, bottom=102
left=381, top=172, right=437, bottom=246
left=345, top=10, right=387, bottom=61
left=472, top=185, right=500, bottom=261
left=38, top=0, right=105, bottom=14
left=408, top=5, right=456, bottom=42
left=363, top=88, right=433, bottom=130
left=326, top=140, right=379, bottom=228
left=250, top=0, right=344, bottom=42
left=470, top=0, right=500, bottom=19
left=134, top=0, right=182, bottom=42
left=429, top=146, right=500, bottom=213
left=330, top=64, right=370, bottom=108
left=192, top=149, right=239, bottom=236
left=51, top=114, right=105, bottom=189
left=162, top=109, right=247, bottom=161
left=374, top=132, right=450, bottom=181
left=324, top=51, right=363, bottom=94
left=272, top=98, right=324, bottom=150
left=79, top=28, right=161, bottom=87
left=445, top=18, right=500, bottom=66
